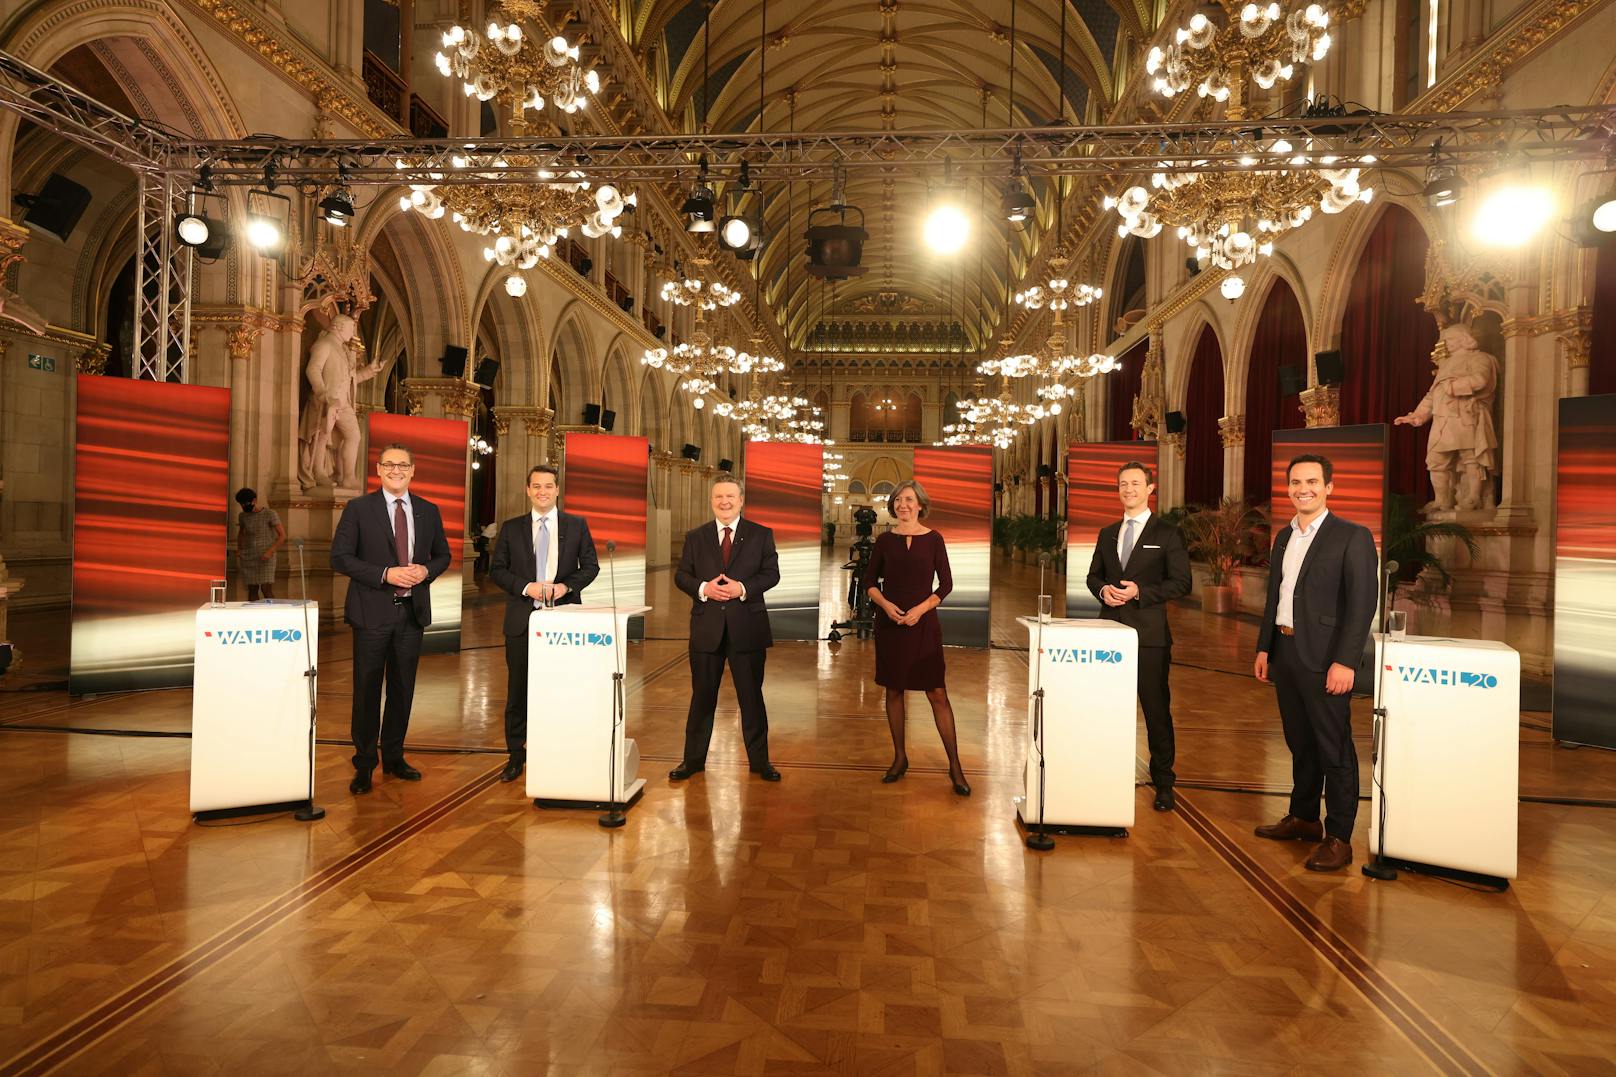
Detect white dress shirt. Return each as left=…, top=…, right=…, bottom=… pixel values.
left=384, top=490, right=415, bottom=590
left=1116, top=507, right=1152, bottom=563
left=531, top=508, right=560, bottom=585
left=698, top=516, right=746, bottom=601
left=1277, top=508, right=1329, bottom=629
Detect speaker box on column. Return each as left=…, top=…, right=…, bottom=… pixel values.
left=17, top=174, right=92, bottom=241
left=472, top=357, right=500, bottom=387
left=601, top=409, right=616, bottom=431
left=1278, top=365, right=1306, bottom=397
left=582, top=403, right=601, bottom=425
left=440, top=345, right=468, bottom=378
left=1165, top=410, right=1187, bottom=433
left=717, top=458, right=733, bottom=472
left=1315, top=350, right=1345, bottom=385
left=680, top=443, right=701, bottom=461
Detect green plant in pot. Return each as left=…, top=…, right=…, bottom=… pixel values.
left=1383, top=494, right=1480, bottom=626
left=1180, top=497, right=1263, bottom=613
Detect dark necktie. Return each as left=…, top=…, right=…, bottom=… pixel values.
left=720, top=525, right=733, bottom=567
left=393, top=498, right=410, bottom=596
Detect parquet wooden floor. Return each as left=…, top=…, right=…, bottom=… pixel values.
left=1, top=552, right=1613, bottom=1075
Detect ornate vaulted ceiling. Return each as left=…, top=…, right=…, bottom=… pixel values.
left=619, top=0, right=1151, bottom=356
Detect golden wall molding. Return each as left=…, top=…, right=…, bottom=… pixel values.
left=495, top=405, right=556, bottom=439
left=1162, top=430, right=1186, bottom=459
left=0, top=215, right=29, bottom=276
left=1, top=321, right=98, bottom=350
left=1218, top=413, right=1246, bottom=447
left=402, top=376, right=481, bottom=418
left=1413, top=0, right=1604, bottom=113
left=1300, top=384, right=1341, bottom=428
left=537, top=254, right=660, bottom=353
left=1501, top=306, right=1589, bottom=339
left=75, top=342, right=110, bottom=375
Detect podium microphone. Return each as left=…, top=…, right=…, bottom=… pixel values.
left=291, top=539, right=325, bottom=823
left=1363, top=559, right=1400, bottom=880
left=1027, top=551, right=1055, bottom=852
left=599, top=538, right=627, bottom=829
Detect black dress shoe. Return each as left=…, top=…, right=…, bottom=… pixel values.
left=881, top=760, right=909, bottom=784
left=349, top=771, right=373, bottom=795
left=668, top=762, right=704, bottom=780
left=383, top=760, right=422, bottom=781
left=753, top=764, right=782, bottom=782
left=499, top=759, right=523, bottom=783
left=1154, top=788, right=1176, bottom=812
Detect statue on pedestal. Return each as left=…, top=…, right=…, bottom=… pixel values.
left=297, top=314, right=385, bottom=490
left=1394, top=323, right=1499, bottom=512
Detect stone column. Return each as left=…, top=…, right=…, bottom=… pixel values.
left=1218, top=413, right=1246, bottom=502
left=921, top=398, right=942, bottom=442
left=492, top=405, right=554, bottom=521
left=400, top=376, right=479, bottom=595
left=829, top=398, right=851, bottom=442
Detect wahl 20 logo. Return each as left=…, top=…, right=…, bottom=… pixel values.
left=1389, top=665, right=1498, bottom=689
left=1047, top=648, right=1124, bottom=665
left=538, top=631, right=614, bottom=647
left=203, top=628, right=303, bottom=645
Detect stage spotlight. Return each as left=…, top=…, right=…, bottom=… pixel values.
left=175, top=213, right=211, bottom=247
left=1423, top=164, right=1465, bottom=208
left=924, top=203, right=969, bottom=254
left=681, top=181, right=715, bottom=233
left=1593, top=196, right=1616, bottom=234
left=718, top=214, right=762, bottom=256
left=1220, top=274, right=1246, bottom=301
left=1470, top=179, right=1554, bottom=248
left=319, top=188, right=356, bottom=227
left=1002, top=180, right=1035, bottom=223
left=245, top=187, right=290, bottom=255
left=245, top=214, right=281, bottom=251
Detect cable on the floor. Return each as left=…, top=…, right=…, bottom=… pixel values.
left=194, top=812, right=293, bottom=827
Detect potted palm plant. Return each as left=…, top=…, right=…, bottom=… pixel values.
left=1384, top=494, right=1480, bottom=628
left=1180, top=497, right=1263, bottom=613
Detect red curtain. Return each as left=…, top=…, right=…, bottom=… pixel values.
left=1244, top=277, right=1308, bottom=506
left=1183, top=325, right=1225, bottom=505
left=1338, top=204, right=1438, bottom=503
left=1592, top=232, right=1616, bottom=396
left=1108, top=339, right=1147, bottom=441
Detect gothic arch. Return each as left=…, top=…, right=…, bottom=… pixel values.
left=1312, top=195, right=1439, bottom=359
left=354, top=196, right=468, bottom=368
left=549, top=302, right=600, bottom=424
left=1222, top=253, right=1313, bottom=410
left=468, top=270, right=546, bottom=407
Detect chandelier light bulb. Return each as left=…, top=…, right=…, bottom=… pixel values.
left=1221, top=274, right=1247, bottom=300
left=504, top=274, right=527, bottom=297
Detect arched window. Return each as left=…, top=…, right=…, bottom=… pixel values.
left=848, top=391, right=868, bottom=442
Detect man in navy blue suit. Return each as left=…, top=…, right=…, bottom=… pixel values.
left=330, top=443, right=451, bottom=793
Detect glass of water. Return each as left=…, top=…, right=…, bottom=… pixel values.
left=1386, top=609, right=1407, bottom=640
left=209, top=579, right=227, bottom=607
left=1037, top=594, right=1053, bottom=622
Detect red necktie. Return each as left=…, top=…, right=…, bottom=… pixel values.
left=393, top=498, right=410, bottom=596
left=720, top=525, right=732, bottom=567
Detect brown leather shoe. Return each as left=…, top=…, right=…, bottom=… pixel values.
left=1304, top=836, right=1354, bottom=872
left=1254, top=815, right=1325, bottom=842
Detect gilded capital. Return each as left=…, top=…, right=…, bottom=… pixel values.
left=0, top=216, right=29, bottom=276
left=1300, top=385, right=1341, bottom=428
left=75, top=343, right=111, bottom=376
left=1218, top=414, right=1246, bottom=447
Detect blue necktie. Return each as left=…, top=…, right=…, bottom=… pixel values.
left=534, top=517, right=550, bottom=606
left=1121, top=518, right=1137, bottom=565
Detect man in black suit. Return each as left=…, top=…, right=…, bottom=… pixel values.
left=669, top=474, right=782, bottom=782
left=330, top=442, right=452, bottom=793
left=488, top=463, right=600, bottom=783
left=1085, top=460, right=1193, bottom=812
left=1253, top=454, right=1378, bottom=872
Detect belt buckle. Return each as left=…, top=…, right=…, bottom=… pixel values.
left=1279, top=625, right=1295, bottom=636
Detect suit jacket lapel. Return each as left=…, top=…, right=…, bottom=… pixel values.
left=1294, top=512, right=1335, bottom=585
left=374, top=492, right=401, bottom=566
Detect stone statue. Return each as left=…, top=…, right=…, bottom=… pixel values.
left=297, top=314, right=384, bottom=490
left=1394, top=323, right=1499, bottom=512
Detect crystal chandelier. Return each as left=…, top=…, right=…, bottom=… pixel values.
left=401, top=156, right=633, bottom=296
left=435, top=1, right=600, bottom=132
left=822, top=449, right=846, bottom=490
left=1145, top=0, right=1331, bottom=104
left=1013, top=248, right=1103, bottom=314
left=956, top=384, right=1062, bottom=449
left=642, top=264, right=781, bottom=379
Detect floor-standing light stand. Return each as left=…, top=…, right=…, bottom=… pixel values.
left=1363, top=559, right=1401, bottom=881
left=291, top=539, right=325, bottom=823
left=599, top=539, right=628, bottom=829
left=1026, top=553, right=1055, bottom=852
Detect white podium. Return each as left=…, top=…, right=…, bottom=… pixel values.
left=527, top=604, right=650, bottom=810
left=1369, top=633, right=1520, bottom=884
left=1013, top=617, right=1138, bottom=834
left=191, top=601, right=317, bottom=818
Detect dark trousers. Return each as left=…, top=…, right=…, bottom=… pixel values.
left=1138, top=644, right=1176, bottom=789
left=350, top=605, right=423, bottom=771
left=1271, top=633, right=1359, bottom=840
left=683, top=626, right=770, bottom=768
left=503, top=632, right=529, bottom=762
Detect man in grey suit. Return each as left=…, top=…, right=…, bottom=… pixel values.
left=1253, top=454, right=1378, bottom=872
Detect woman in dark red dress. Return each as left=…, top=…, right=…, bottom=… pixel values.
left=864, top=480, right=970, bottom=795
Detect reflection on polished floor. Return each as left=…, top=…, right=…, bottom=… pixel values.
left=2, top=552, right=1614, bottom=1074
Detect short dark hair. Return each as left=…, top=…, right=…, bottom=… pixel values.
left=527, top=464, right=559, bottom=484
left=1287, top=453, right=1334, bottom=484
left=234, top=487, right=256, bottom=507
left=378, top=442, right=414, bottom=464
left=1117, top=460, right=1154, bottom=484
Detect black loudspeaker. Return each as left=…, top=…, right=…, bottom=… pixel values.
left=576, top=257, right=593, bottom=276
left=582, top=403, right=601, bottom=425
left=680, top=443, right=701, bottom=461
left=441, top=345, right=468, bottom=378
left=653, top=325, right=666, bottom=339
left=1315, top=349, right=1345, bottom=385
left=992, top=481, right=1004, bottom=493
left=717, top=458, right=733, bottom=472
left=601, top=409, right=616, bottom=432
left=16, top=174, right=92, bottom=241
left=1036, top=463, right=1053, bottom=478
left=1278, top=365, right=1306, bottom=397
left=472, top=357, right=500, bottom=387
left=1165, top=410, right=1187, bottom=433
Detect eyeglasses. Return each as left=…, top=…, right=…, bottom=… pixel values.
left=378, top=462, right=414, bottom=472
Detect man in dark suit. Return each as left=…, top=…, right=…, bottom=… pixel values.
left=1085, top=460, right=1193, bottom=812
left=670, top=474, right=782, bottom=782
left=1253, top=453, right=1378, bottom=872
left=488, top=463, right=600, bottom=783
left=330, top=442, right=452, bottom=793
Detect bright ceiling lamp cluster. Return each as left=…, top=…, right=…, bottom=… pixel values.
left=823, top=450, right=846, bottom=490
left=645, top=328, right=785, bottom=381
left=1146, top=0, right=1331, bottom=103
left=401, top=155, right=632, bottom=297
left=434, top=1, right=600, bottom=131
left=956, top=385, right=1063, bottom=450
left=660, top=269, right=743, bottom=312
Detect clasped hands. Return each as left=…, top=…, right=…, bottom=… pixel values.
left=523, top=581, right=570, bottom=602
left=878, top=597, right=928, bottom=627
left=384, top=564, right=428, bottom=588
left=704, top=575, right=744, bottom=602
left=1100, top=580, right=1141, bottom=607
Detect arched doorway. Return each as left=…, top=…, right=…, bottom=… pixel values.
left=1183, top=325, right=1225, bottom=506
left=1108, top=340, right=1147, bottom=441
left=1244, top=278, right=1308, bottom=507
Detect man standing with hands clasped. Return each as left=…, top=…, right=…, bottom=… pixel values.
left=489, top=464, right=599, bottom=783
left=1085, top=460, right=1192, bottom=812
left=1253, top=454, right=1378, bottom=872
left=330, top=443, right=451, bottom=794
left=669, top=475, right=782, bottom=783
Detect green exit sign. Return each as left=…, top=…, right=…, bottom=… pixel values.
left=26, top=353, right=55, bottom=373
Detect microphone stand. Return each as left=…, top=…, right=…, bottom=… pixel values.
left=1026, top=552, right=1055, bottom=851
left=1363, top=558, right=1400, bottom=880
left=599, top=539, right=627, bottom=829
left=292, top=539, right=325, bottom=822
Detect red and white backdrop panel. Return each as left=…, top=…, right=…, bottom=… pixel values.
left=912, top=445, right=992, bottom=647
left=1270, top=424, right=1387, bottom=690
left=366, top=413, right=468, bottom=654
left=1554, top=395, right=1616, bottom=749
left=742, top=442, right=823, bottom=641
left=562, top=433, right=648, bottom=636
left=1066, top=442, right=1159, bottom=618
left=70, top=376, right=231, bottom=694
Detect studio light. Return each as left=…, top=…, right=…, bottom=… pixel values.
left=1002, top=180, right=1035, bottom=223
left=1424, top=164, right=1465, bottom=208
left=244, top=187, right=290, bottom=255
left=245, top=214, right=282, bottom=252
left=717, top=213, right=762, bottom=256
left=1593, top=196, right=1616, bottom=234
left=805, top=179, right=869, bottom=281
left=1221, top=274, right=1247, bottom=301
left=1470, top=178, right=1555, bottom=248
left=319, top=187, right=356, bottom=227
left=175, top=213, right=211, bottom=247
left=924, top=203, right=969, bottom=255
left=681, top=181, right=715, bottom=233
